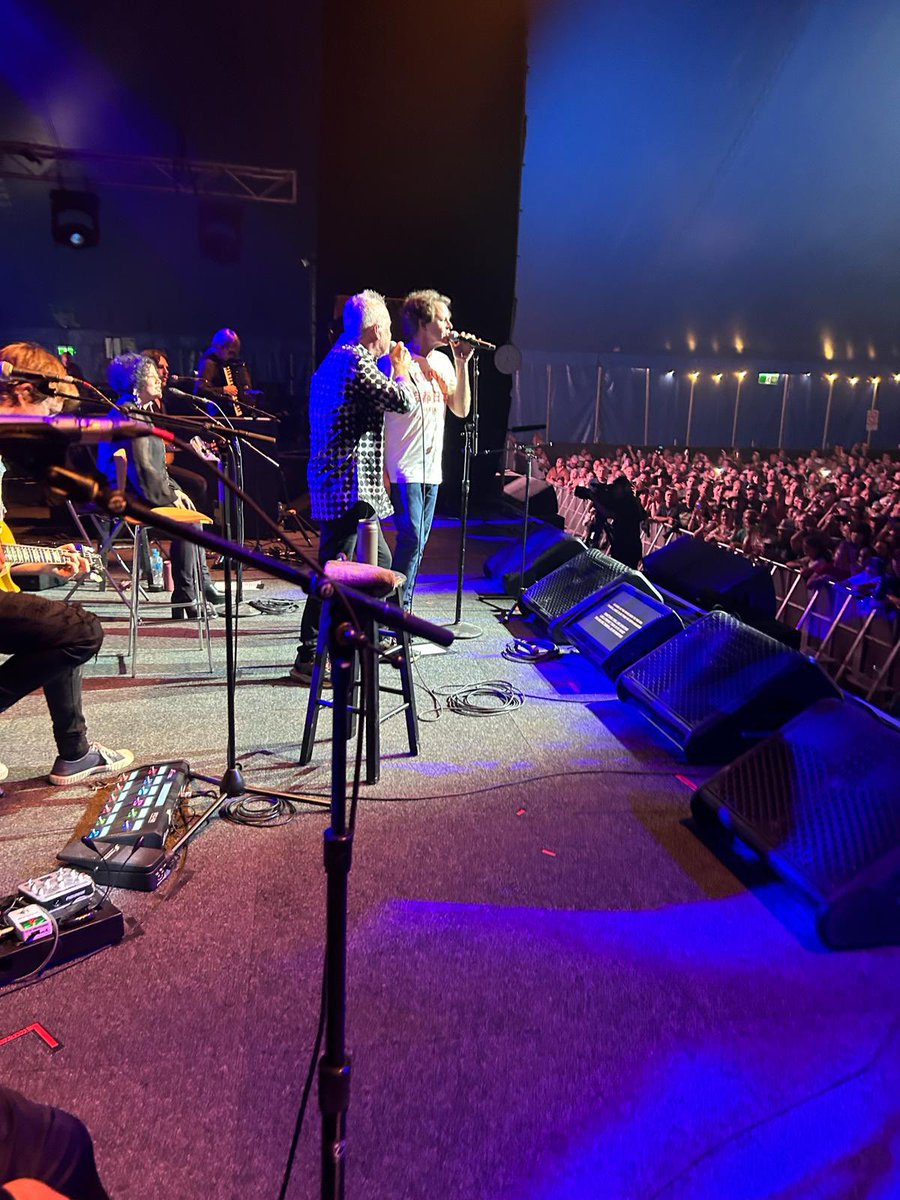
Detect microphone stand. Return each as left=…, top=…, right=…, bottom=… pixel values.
left=500, top=442, right=543, bottom=621
left=41, top=461, right=453, bottom=1200
left=166, top=394, right=246, bottom=603
left=442, top=348, right=484, bottom=639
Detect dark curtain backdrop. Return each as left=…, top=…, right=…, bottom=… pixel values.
left=316, top=0, right=528, bottom=502
left=0, top=0, right=320, bottom=384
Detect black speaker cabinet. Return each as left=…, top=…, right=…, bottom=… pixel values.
left=616, top=611, right=840, bottom=762
left=643, top=535, right=776, bottom=623
left=562, top=582, right=684, bottom=679
left=691, top=699, right=900, bottom=949
left=519, top=548, right=662, bottom=634
left=502, top=475, right=560, bottom=521
left=483, top=523, right=584, bottom=596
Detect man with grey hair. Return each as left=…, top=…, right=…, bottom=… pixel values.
left=292, top=290, right=414, bottom=683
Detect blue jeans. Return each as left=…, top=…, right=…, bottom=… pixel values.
left=390, top=482, right=439, bottom=608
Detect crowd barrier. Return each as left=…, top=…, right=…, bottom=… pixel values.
left=545, top=483, right=898, bottom=710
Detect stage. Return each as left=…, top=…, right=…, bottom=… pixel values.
left=1, top=517, right=897, bottom=1200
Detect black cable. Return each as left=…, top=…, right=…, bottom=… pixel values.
left=0, top=908, right=60, bottom=984
left=220, top=795, right=295, bottom=826
left=0, top=944, right=110, bottom=998
left=501, top=637, right=559, bottom=663
left=286, top=765, right=683, bottom=806
left=347, top=645, right=369, bottom=835
left=647, top=1018, right=900, bottom=1200
left=433, top=679, right=524, bottom=716
left=411, top=653, right=443, bottom=722
left=277, top=950, right=328, bottom=1200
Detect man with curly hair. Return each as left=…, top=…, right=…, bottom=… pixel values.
left=383, top=290, right=472, bottom=609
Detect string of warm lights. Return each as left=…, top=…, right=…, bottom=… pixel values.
left=651, top=370, right=897, bottom=384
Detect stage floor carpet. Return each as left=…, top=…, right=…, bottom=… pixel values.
left=1, top=517, right=897, bottom=1200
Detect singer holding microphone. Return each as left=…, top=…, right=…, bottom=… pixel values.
left=0, top=342, right=134, bottom=787
left=291, top=290, right=414, bottom=684
left=382, top=290, right=472, bottom=610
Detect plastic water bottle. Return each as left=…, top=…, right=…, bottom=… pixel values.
left=149, top=547, right=165, bottom=589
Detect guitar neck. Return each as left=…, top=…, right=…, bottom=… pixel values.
left=1, top=543, right=70, bottom=567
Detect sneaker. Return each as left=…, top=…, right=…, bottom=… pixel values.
left=48, top=744, right=135, bottom=787
left=0, top=763, right=8, bottom=783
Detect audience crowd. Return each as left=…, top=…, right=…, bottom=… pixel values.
left=530, top=441, right=900, bottom=611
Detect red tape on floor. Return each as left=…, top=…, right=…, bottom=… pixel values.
left=0, top=1022, right=62, bottom=1052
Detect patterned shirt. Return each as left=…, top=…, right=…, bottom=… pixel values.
left=307, top=340, right=414, bottom=521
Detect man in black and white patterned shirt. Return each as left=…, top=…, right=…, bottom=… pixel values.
left=292, top=290, right=414, bottom=682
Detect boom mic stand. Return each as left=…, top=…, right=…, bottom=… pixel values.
left=500, top=442, right=544, bottom=621
left=443, top=348, right=484, bottom=639
left=41, top=461, right=453, bottom=1200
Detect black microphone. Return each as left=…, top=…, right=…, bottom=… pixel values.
left=167, top=376, right=220, bottom=397
left=0, top=414, right=174, bottom=444
left=0, top=361, right=77, bottom=385
left=166, top=387, right=207, bottom=405
left=450, top=330, right=497, bottom=351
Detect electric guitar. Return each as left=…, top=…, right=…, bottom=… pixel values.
left=0, top=520, right=99, bottom=593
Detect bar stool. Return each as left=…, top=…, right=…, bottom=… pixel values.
left=64, top=502, right=214, bottom=676
left=299, top=560, right=419, bottom=783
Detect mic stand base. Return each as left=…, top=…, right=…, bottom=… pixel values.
left=440, top=619, right=483, bottom=640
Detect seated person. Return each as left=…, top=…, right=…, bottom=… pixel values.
left=140, top=348, right=214, bottom=514
left=0, top=342, right=133, bottom=785
left=98, top=354, right=223, bottom=619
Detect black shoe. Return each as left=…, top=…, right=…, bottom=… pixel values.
left=203, top=582, right=226, bottom=604
left=289, top=658, right=331, bottom=688
left=171, top=604, right=200, bottom=620
left=171, top=590, right=200, bottom=620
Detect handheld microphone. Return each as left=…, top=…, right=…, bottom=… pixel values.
left=0, top=414, right=174, bottom=444
left=450, top=330, right=497, bottom=351
left=0, top=361, right=76, bottom=385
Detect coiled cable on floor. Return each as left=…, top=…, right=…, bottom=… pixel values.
left=501, top=637, right=559, bottom=664
left=434, top=679, right=524, bottom=716
left=220, top=795, right=296, bottom=826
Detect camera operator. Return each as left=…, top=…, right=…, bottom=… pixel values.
left=575, top=475, right=647, bottom=567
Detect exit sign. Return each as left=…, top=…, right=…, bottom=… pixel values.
left=758, top=373, right=780, bottom=385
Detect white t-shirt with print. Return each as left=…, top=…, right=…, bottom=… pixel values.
left=384, top=350, right=457, bottom=485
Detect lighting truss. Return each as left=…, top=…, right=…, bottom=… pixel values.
left=0, top=141, right=297, bottom=205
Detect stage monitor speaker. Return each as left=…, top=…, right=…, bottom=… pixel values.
left=519, top=548, right=661, bottom=634
left=483, top=523, right=583, bottom=596
left=643, top=535, right=776, bottom=624
left=502, top=474, right=560, bottom=522
left=562, top=582, right=684, bottom=679
left=691, top=699, right=900, bottom=949
left=616, top=611, right=840, bottom=762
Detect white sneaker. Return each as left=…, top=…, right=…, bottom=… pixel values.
left=0, top=763, right=8, bottom=783
left=48, top=744, right=134, bottom=787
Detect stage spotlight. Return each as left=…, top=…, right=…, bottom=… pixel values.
left=198, top=199, right=243, bottom=264
left=50, top=189, right=100, bottom=248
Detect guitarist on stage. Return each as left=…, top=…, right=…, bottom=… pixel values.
left=0, top=342, right=133, bottom=788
